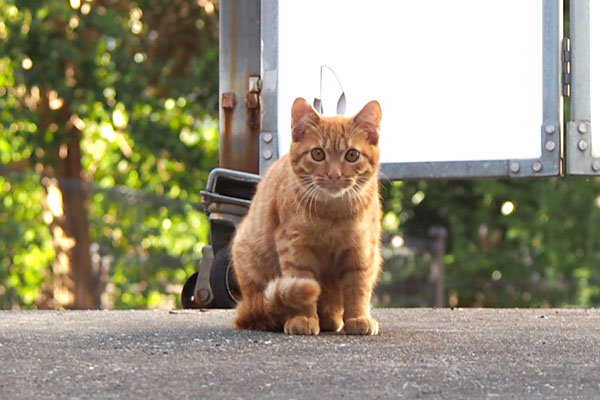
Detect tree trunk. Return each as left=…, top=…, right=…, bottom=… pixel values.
left=37, top=95, right=98, bottom=309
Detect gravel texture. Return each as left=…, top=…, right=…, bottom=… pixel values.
left=1, top=308, right=599, bottom=399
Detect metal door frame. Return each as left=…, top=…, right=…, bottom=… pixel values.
left=257, top=0, right=563, bottom=179
left=566, top=0, right=600, bottom=174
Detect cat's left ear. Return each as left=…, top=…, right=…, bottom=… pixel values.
left=353, top=101, right=382, bottom=145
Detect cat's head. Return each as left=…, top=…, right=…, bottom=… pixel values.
left=289, top=97, right=382, bottom=198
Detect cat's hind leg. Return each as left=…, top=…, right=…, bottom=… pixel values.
left=234, top=293, right=279, bottom=331
left=235, top=276, right=321, bottom=334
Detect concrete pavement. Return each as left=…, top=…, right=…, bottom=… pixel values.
left=1, top=308, right=599, bottom=399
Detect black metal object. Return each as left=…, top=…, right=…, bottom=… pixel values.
left=181, top=168, right=260, bottom=309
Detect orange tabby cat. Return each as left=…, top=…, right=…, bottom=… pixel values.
left=231, top=97, right=382, bottom=335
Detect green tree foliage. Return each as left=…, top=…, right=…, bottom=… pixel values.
left=0, top=174, right=54, bottom=308
left=380, top=178, right=600, bottom=307
left=1, top=0, right=219, bottom=308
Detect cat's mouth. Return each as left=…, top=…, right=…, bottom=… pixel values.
left=297, top=174, right=360, bottom=200
left=319, top=180, right=354, bottom=198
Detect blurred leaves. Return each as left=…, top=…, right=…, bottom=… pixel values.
left=380, top=178, right=600, bottom=307
left=0, top=0, right=219, bottom=309
left=0, top=173, right=53, bottom=308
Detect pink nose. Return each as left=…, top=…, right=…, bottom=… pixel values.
left=328, top=169, right=341, bottom=180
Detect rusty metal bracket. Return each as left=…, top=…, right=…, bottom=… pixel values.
left=221, top=92, right=236, bottom=110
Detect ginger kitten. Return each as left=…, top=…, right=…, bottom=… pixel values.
left=231, top=98, right=382, bottom=335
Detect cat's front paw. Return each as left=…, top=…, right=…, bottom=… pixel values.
left=344, top=316, right=379, bottom=335
left=284, top=316, right=320, bottom=335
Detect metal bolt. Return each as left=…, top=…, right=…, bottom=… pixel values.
left=509, top=162, right=520, bottom=173
left=593, top=160, right=600, bottom=172
left=544, top=124, right=556, bottom=134
left=195, top=288, right=211, bottom=303
left=532, top=161, right=543, bottom=172
left=545, top=141, right=556, bottom=152
left=578, top=139, right=589, bottom=151
left=263, top=149, right=273, bottom=160
left=578, top=122, right=588, bottom=134
left=262, top=133, right=273, bottom=143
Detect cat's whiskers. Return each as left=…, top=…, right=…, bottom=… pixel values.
left=296, top=179, right=315, bottom=216
left=308, top=185, right=320, bottom=221
left=294, top=174, right=324, bottom=222
left=378, top=169, right=391, bottom=184
left=352, top=176, right=371, bottom=211
left=346, top=187, right=358, bottom=215
left=349, top=184, right=366, bottom=214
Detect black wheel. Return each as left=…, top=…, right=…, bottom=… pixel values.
left=181, top=272, right=202, bottom=309
left=209, top=249, right=241, bottom=308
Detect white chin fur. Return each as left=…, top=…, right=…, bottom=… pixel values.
left=323, top=187, right=349, bottom=198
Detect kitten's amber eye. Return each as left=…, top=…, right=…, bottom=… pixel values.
left=345, top=149, right=360, bottom=163
left=311, top=148, right=325, bottom=162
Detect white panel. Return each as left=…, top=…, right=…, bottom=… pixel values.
left=277, top=0, right=543, bottom=163
left=592, top=0, right=600, bottom=157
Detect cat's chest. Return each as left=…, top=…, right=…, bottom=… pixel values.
left=298, top=219, right=368, bottom=257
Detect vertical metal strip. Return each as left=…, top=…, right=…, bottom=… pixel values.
left=259, top=0, right=280, bottom=175
left=570, top=0, right=591, bottom=121
left=219, top=0, right=262, bottom=173
left=543, top=0, right=562, bottom=126
left=566, top=0, right=598, bottom=174
left=521, top=0, right=562, bottom=177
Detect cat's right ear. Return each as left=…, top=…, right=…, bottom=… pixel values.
left=291, top=98, right=319, bottom=142
left=353, top=100, right=382, bottom=146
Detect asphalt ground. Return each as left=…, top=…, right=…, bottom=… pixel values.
left=0, top=308, right=599, bottom=399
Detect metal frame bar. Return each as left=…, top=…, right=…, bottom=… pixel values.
left=566, top=0, right=600, bottom=174
left=219, top=0, right=262, bottom=174
left=259, top=0, right=280, bottom=175
left=259, top=0, right=562, bottom=180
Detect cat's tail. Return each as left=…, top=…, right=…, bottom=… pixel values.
left=264, top=276, right=321, bottom=315
left=234, top=276, right=321, bottom=331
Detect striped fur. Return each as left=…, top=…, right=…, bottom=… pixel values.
left=232, top=98, right=383, bottom=335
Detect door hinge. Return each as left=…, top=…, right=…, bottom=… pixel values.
left=246, top=75, right=261, bottom=130
left=562, top=38, right=571, bottom=97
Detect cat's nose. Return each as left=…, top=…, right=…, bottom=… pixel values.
left=328, top=167, right=342, bottom=181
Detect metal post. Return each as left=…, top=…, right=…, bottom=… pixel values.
left=259, top=0, right=280, bottom=175
left=566, top=0, right=599, bottom=175
left=430, top=226, right=448, bottom=308
left=219, top=0, right=262, bottom=173
left=570, top=0, right=590, bottom=122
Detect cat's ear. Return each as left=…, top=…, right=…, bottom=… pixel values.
left=353, top=101, right=382, bottom=145
left=291, top=97, right=319, bottom=142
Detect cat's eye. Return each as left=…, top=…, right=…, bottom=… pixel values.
left=345, top=149, right=360, bottom=163
left=311, top=148, right=325, bottom=162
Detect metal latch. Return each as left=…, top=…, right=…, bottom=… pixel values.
left=246, top=75, right=261, bottom=130
left=562, top=38, right=571, bottom=97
